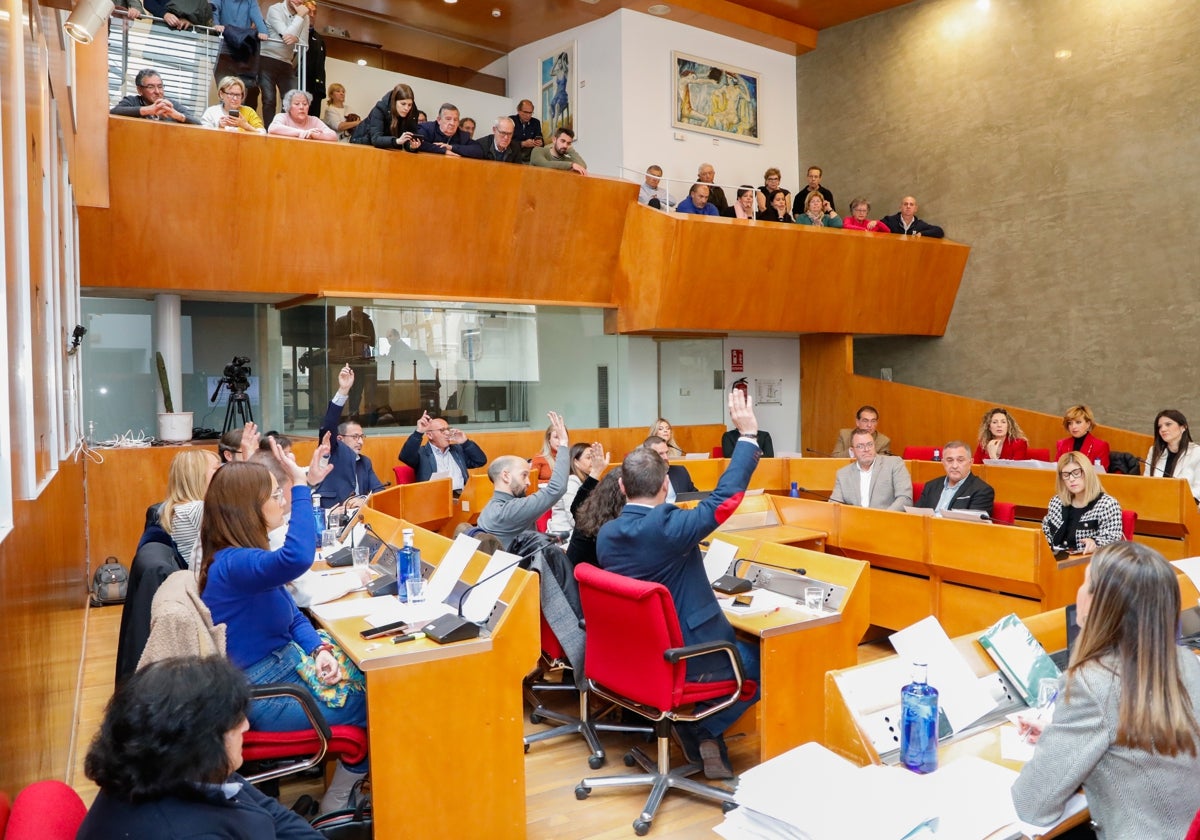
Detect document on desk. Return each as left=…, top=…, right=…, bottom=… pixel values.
left=890, top=617, right=997, bottom=731
left=460, top=549, right=521, bottom=623
left=423, top=533, right=479, bottom=605
left=704, top=539, right=739, bottom=582
left=721, top=587, right=798, bottom=618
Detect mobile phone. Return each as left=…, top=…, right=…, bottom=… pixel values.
left=732, top=593, right=754, bottom=607
left=228, top=109, right=239, bottom=118
left=360, top=619, right=409, bottom=639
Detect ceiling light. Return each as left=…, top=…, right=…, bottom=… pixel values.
left=63, top=0, right=116, bottom=45
left=357, top=58, right=368, bottom=66
left=647, top=4, right=670, bottom=15
left=1054, top=49, right=1071, bottom=60
left=444, top=0, right=457, bottom=4
left=492, top=7, right=501, bottom=16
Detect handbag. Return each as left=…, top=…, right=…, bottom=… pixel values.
left=90, top=557, right=129, bottom=606
left=310, top=779, right=372, bottom=839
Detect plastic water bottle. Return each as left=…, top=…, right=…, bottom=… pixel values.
left=900, top=662, right=939, bottom=774
left=397, top=528, right=421, bottom=601
left=932, top=449, right=941, bottom=462
left=312, top=494, right=326, bottom=532
left=790, top=482, right=799, bottom=498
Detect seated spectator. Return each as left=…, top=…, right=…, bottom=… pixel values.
left=531, top=128, right=587, bottom=174
left=565, top=468, right=624, bottom=568
left=478, top=116, right=521, bottom=163
left=398, top=411, right=487, bottom=494
left=459, top=117, right=476, bottom=138
left=639, top=164, right=672, bottom=209
left=794, top=165, right=836, bottom=215
left=677, top=182, right=719, bottom=216
left=531, top=421, right=561, bottom=480
left=645, top=435, right=697, bottom=503
left=416, top=102, right=481, bottom=158
left=829, top=428, right=913, bottom=510
left=218, top=421, right=260, bottom=464
left=200, top=76, right=266, bottom=134
left=78, top=656, right=324, bottom=840
left=1041, top=452, right=1124, bottom=552
left=416, top=110, right=427, bottom=122
left=882, top=195, right=945, bottom=238
left=321, top=82, right=361, bottom=141
left=732, top=185, right=756, bottom=219
left=478, top=412, right=571, bottom=548
left=161, top=449, right=222, bottom=568
left=755, top=167, right=790, bottom=214
left=915, top=440, right=994, bottom=515
left=696, top=162, right=730, bottom=215
left=721, top=427, right=774, bottom=457
left=110, top=69, right=200, bottom=124
left=794, top=189, right=843, bottom=228
left=351, top=83, right=421, bottom=151
left=510, top=99, right=543, bottom=162
left=267, top=89, right=337, bottom=141
left=832, top=405, right=892, bottom=458
left=547, top=441, right=607, bottom=543
left=975, top=406, right=1029, bottom=463
left=650, top=418, right=684, bottom=456
left=842, top=197, right=891, bottom=233
left=1145, top=409, right=1200, bottom=501
left=756, top=190, right=794, bottom=223
left=1056, top=404, right=1111, bottom=470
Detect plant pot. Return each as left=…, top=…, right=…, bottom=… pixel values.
left=157, top=411, right=194, bottom=444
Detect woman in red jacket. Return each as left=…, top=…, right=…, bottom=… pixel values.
left=1055, top=404, right=1111, bottom=469
left=974, top=407, right=1029, bottom=463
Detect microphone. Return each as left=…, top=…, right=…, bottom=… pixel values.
left=805, top=447, right=840, bottom=459
left=359, top=521, right=403, bottom=596
left=421, top=546, right=542, bottom=644
left=788, top=485, right=829, bottom=501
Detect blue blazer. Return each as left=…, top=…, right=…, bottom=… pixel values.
left=398, top=431, right=487, bottom=483
left=314, top=398, right=384, bottom=508
left=597, top=440, right=760, bottom=676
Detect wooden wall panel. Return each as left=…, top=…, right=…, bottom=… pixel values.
left=801, top=334, right=1152, bottom=462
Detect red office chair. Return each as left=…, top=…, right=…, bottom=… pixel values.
left=5, top=781, right=86, bottom=840
left=1185, top=805, right=1200, bottom=840
left=535, top=509, right=552, bottom=533
left=572, top=564, right=756, bottom=836
left=992, top=501, right=1016, bottom=525
left=241, top=684, right=369, bottom=785
left=710, top=446, right=722, bottom=458
left=0, top=789, right=11, bottom=837
left=902, top=446, right=938, bottom=461
left=524, top=614, right=650, bottom=768
left=1027, top=448, right=1052, bottom=462
left=393, top=463, right=416, bottom=485
left=913, top=481, right=925, bottom=500
left=1121, top=509, right=1137, bottom=541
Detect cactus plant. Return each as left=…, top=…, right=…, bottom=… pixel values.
left=155, top=351, right=174, bottom=414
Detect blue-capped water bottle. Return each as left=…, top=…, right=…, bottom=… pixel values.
left=900, top=662, right=939, bottom=774
left=312, top=494, right=326, bottom=532
left=790, top=482, right=799, bottom=498
left=397, top=528, right=421, bottom=601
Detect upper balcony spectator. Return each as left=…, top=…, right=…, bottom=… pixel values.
left=110, top=68, right=200, bottom=125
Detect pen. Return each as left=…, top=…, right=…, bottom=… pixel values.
left=393, top=632, right=427, bottom=644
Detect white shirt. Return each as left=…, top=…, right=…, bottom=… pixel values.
left=430, top=443, right=465, bottom=490
left=857, top=461, right=875, bottom=508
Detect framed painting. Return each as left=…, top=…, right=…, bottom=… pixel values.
left=672, top=51, right=760, bottom=144
left=539, top=41, right=576, bottom=142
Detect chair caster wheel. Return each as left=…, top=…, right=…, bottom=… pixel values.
left=530, top=712, right=544, bottom=724
left=722, top=801, right=739, bottom=813
left=633, top=818, right=652, bottom=835
left=588, top=753, right=605, bottom=770
left=623, top=752, right=637, bottom=767
left=574, top=784, right=591, bottom=800
left=524, top=742, right=530, bottom=753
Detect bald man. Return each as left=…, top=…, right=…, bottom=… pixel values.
left=882, top=196, right=945, bottom=238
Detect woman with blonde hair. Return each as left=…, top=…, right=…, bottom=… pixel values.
left=1013, top=542, right=1200, bottom=836
left=320, top=82, right=361, bottom=141
left=200, top=76, right=266, bottom=134
left=648, top=418, right=683, bottom=456
left=974, top=406, right=1029, bottom=463
left=1055, top=404, right=1110, bottom=469
left=1040, top=452, right=1123, bottom=553
left=160, top=449, right=221, bottom=568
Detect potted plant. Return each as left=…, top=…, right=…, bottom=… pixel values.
left=155, top=351, right=193, bottom=444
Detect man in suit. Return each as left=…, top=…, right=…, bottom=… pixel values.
left=645, top=436, right=697, bottom=503
left=598, top=391, right=762, bottom=780
left=831, top=405, right=892, bottom=458
left=830, top=428, right=913, bottom=510
left=315, top=365, right=386, bottom=511
left=915, top=440, right=995, bottom=515
left=398, top=411, right=487, bottom=494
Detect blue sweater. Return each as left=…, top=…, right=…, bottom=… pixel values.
left=201, top=485, right=320, bottom=668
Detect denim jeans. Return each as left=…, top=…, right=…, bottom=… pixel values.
left=691, top=638, right=761, bottom=740
left=243, top=642, right=370, bottom=771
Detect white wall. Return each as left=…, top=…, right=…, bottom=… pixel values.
left=722, top=336, right=800, bottom=453
left=322, top=58, right=514, bottom=131
left=505, top=9, right=799, bottom=191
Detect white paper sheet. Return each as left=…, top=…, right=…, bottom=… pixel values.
left=704, top=539, right=739, bottom=583
left=287, top=570, right=362, bottom=608
left=309, top=597, right=382, bottom=622
left=890, top=616, right=998, bottom=732
left=1172, top=557, right=1200, bottom=604
left=460, top=549, right=521, bottom=623
left=364, top=598, right=454, bottom=628
left=423, top=533, right=479, bottom=606
left=721, top=587, right=800, bottom=618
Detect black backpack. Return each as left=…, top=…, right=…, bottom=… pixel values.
left=90, top=557, right=129, bottom=606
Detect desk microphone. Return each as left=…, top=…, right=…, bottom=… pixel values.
left=788, top=485, right=829, bottom=502
left=804, top=447, right=839, bottom=459
left=421, top=547, right=540, bottom=644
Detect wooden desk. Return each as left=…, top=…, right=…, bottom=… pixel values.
left=366, top=478, right=453, bottom=531
left=314, top=517, right=539, bottom=839
left=719, top=524, right=826, bottom=552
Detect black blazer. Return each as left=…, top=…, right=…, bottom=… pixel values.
left=916, top=472, right=994, bottom=514
left=721, top=429, right=775, bottom=458
left=668, top=464, right=698, bottom=494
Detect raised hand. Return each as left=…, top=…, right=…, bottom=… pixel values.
left=337, top=363, right=355, bottom=394
left=416, top=410, right=432, bottom=433
left=239, top=422, right=260, bottom=460
left=587, top=441, right=608, bottom=479
left=305, top=432, right=334, bottom=486
left=269, top=435, right=308, bottom=487
left=728, top=389, right=758, bottom=436
left=547, top=411, right=568, bottom=449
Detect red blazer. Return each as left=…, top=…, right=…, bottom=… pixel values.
left=974, top=438, right=1029, bottom=464
left=1055, top=433, right=1111, bottom=469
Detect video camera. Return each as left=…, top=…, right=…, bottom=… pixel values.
left=211, top=355, right=252, bottom=402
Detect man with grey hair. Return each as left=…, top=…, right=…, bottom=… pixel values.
left=477, top=412, right=570, bottom=548
left=416, top=102, right=482, bottom=158
left=696, top=162, right=729, bottom=215
left=478, top=116, right=521, bottom=163
left=110, top=69, right=200, bottom=124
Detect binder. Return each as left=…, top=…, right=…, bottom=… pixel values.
left=977, top=613, right=1061, bottom=705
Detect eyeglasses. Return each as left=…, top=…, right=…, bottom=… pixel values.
left=138, top=82, right=165, bottom=91
left=339, top=433, right=365, bottom=441
left=428, top=426, right=450, bottom=435
left=270, top=487, right=285, bottom=503
left=220, top=89, right=245, bottom=98
left=1060, top=468, right=1084, bottom=481
left=852, top=443, right=876, bottom=451
left=495, top=130, right=514, bottom=136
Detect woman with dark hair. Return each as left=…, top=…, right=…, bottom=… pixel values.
left=1012, top=543, right=1200, bottom=837
left=78, top=656, right=322, bottom=839
left=547, top=442, right=606, bottom=543
left=974, top=406, right=1029, bottom=463
left=566, top=468, right=626, bottom=568
left=351, top=82, right=422, bottom=151
left=199, top=439, right=367, bottom=812
left=756, top=189, right=794, bottom=223
left=733, top=185, right=756, bottom=219
left=1145, top=409, right=1200, bottom=501
left=1041, top=452, right=1124, bottom=553
left=1055, top=404, right=1111, bottom=470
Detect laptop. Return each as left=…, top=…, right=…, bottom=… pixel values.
left=1179, top=606, right=1200, bottom=650
left=1048, top=603, right=1081, bottom=670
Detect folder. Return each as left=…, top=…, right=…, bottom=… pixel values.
left=977, top=613, right=1061, bottom=705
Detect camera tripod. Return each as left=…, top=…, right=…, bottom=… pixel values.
left=222, top=388, right=254, bottom=434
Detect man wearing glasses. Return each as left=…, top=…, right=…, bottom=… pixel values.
left=829, top=428, right=912, bottom=510
left=478, top=117, right=521, bottom=164
left=399, top=411, right=488, bottom=495
left=914, top=440, right=995, bottom=515
left=509, top=99, right=543, bottom=163
left=831, top=405, right=892, bottom=458
left=315, top=365, right=385, bottom=511
left=110, top=68, right=200, bottom=124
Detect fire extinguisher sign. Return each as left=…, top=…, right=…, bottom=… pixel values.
left=731, top=349, right=744, bottom=372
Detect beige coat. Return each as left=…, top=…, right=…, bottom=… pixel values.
left=137, top=570, right=226, bottom=669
